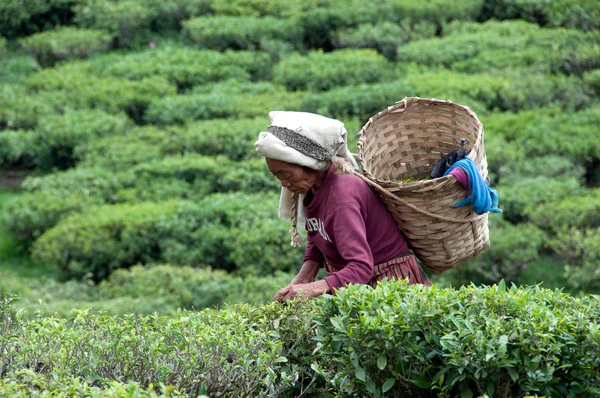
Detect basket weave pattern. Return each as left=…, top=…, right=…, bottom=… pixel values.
left=357, top=97, right=490, bottom=274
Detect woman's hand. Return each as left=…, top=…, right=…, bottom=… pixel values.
left=274, top=280, right=329, bottom=302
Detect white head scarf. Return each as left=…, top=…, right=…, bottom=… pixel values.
left=254, top=111, right=358, bottom=246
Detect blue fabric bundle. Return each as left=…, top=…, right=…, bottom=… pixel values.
left=444, top=158, right=502, bottom=215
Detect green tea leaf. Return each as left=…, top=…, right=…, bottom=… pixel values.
left=377, top=354, right=387, bottom=370
left=382, top=378, right=396, bottom=393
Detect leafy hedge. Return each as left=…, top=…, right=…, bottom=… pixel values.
left=183, top=15, right=302, bottom=52
left=85, top=47, right=271, bottom=90
left=18, top=26, right=112, bottom=67
left=144, top=83, right=305, bottom=125
left=34, top=109, right=133, bottom=170
left=2, top=155, right=278, bottom=245
left=0, top=84, right=65, bottom=130
left=1, top=281, right=599, bottom=396
left=73, top=0, right=156, bottom=48
left=480, top=0, right=599, bottom=31
left=399, top=20, right=600, bottom=75
left=24, top=67, right=177, bottom=122
left=30, top=193, right=295, bottom=280
left=273, top=49, right=393, bottom=91
left=0, top=130, right=37, bottom=168
left=0, top=0, right=77, bottom=39
left=332, top=21, right=436, bottom=61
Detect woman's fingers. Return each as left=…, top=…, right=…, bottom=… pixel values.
left=274, top=285, right=291, bottom=301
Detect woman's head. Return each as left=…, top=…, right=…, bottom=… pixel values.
left=265, top=158, right=322, bottom=195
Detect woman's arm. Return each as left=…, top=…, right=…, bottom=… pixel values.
left=291, top=260, right=320, bottom=284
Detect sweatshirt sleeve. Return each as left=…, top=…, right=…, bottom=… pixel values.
left=303, top=237, right=324, bottom=265
left=323, top=204, right=374, bottom=291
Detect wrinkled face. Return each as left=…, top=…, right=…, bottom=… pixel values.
left=265, top=158, right=318, bottom=195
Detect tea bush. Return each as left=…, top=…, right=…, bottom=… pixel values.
left=273, top=49, right=393, bottom=92
left=498, top=177, right=584, bottom=224
left=549, top=228, right=600, bottom=292
left=0, top=54, right=40, bottom=84
left=182, top=15, right=303, bottom=52
left=480, top=0, right=599, bottom=31
left=0, top=373, right=188, bottom=398
left=1, top=281, right=598, bottom=396
left=0, top=0, right=77, bottom=39
left=485, top=107, right=600, bottom=181
left=313, top=281, right=600, bottom=397
left=332, top=21, right=436, bottom=61
left=300, top=80, right=417, bottom=120
left=24, top=68, right=177, bottom=122
left=0, top=130, right=37, bottom=168
left=0, top=191, right=104, bottom=245
left=73, top=0, right=157, bottom=48
left=33, top=109, right=133, bottom=170
left=97, top=264, right=293, bottom=310
left=85, top=47, right=271, bottom=90
left=74, top=126, right=175, bottom=170
left=165, top=118, right=265, bottom=161
left=440, top=220, right=546, bottom=287
left=18, top=26, right=112, bottom=67
left=0, top=84, right=65, bottom=130
left=584, top=69, right=600, bottom=95
left=400, top=20, right=600, bottom=75
left=530, top=188, right=600, bottom=232
left=31, top=192, right=295, bottom=279
left=144, top=86, right=305, bottom=125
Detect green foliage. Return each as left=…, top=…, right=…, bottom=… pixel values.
left=31, top=192, right=295, bottom=280
left=144, top=82, right=304, bottom=125
left=182, top=15, right=302, bottom=52
left=0, top=191, right=104, bottom=245
left=73, top=0, right=157, bottom=48
left=0, top=36, right=6, bottom=54
left=24, top=66, right=177, bottom=122
left=300, top=80, right=417, bottom=120
left=498, top=177, right=584, bottom=224
left=85, top=47, right=270, bottom=90
left=554, top=228, right=600, bottom=293
left=0, top=0, right=77, bottom=39
left=441, top=220, right=546, bottom=286
left=0, top=372, right=188, bottom=397
left=0, top=54, right=41, bottom=84
left=273, top=49, right=393, bottom=91
left=530, top=188, right=600, bottom=232
left=480, top=0, right=600, bottom=31
left=583, top=69, right=600, bottom=96
left=97, top=264, right=293, bottom=311
left=18, top=26, right=112, bottom=67
left=1, top=282, right=598, bottom=396
left=0, top=130, right=37, bottom=168
left=74, top=126, right=173, bottom=170
left=333, top=21, right=436, bottom=61
left=485, top=107, right=600, bottom=179
left=0, top=84, right=65, bottom=130
left=314, top=281, right=600, bottom=397
left=167, top=118, right=265, bottom=161
left=34, top=109, right=133, bottom=170
left=400, top=20, right=600, bottom=75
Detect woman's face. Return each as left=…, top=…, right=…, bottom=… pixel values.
left=265, top=158, right=318, bottom=195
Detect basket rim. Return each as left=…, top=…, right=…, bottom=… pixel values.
left=356, top=96, right=484, bottom=188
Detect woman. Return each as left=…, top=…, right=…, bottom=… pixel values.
left=255, top=111, right=431, bottom=302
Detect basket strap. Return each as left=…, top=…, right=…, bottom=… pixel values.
left=351, top=170, right=487, bottom=223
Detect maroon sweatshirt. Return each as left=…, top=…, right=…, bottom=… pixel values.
left=302, top=164, right=409, bottom=292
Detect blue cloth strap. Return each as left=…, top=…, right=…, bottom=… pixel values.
left=443, top=158, right=502, bottom=215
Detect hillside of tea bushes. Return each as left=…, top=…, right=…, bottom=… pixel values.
left=0, top=0, right=599, bottom=395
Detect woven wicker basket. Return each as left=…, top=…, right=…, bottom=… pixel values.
left=357, top=97, right=489, bottom=274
